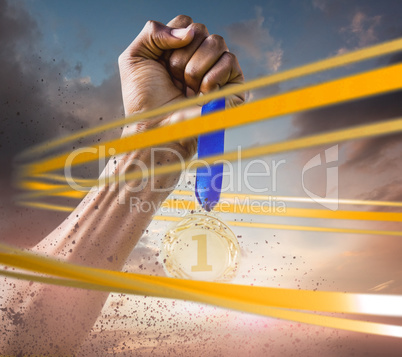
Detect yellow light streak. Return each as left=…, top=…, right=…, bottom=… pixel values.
left=21, top=63, right=402, bottom=176
left=17, top=37, right=402, bottom=161
left=18, top=117, right=402, bottom=200
left=1, top=244, right=401, bottom=338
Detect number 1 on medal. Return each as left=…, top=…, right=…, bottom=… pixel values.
left=191, top=234, right=213, bottom=272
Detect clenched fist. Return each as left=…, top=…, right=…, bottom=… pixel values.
left=118, top=15, right=245, bottom=158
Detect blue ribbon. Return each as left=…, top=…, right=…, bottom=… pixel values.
left=195, top=98, right=225, bottom=211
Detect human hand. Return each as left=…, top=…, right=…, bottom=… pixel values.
left=118, top=15, right=245, bottom=158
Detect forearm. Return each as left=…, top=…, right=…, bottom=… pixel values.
left=1, top=12, right=244, bottom=354
left=46, top=143, right=184, bottom=268
left=2, top=142, right=185, bottom=354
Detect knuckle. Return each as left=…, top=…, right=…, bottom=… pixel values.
left=145, top=20, right=155, bottom=29
left=144, top=20, right=161, bottom=33
left=224, top=52, right=243, bottom=75
left=185, top=65, right=199, bottom=81
left=118, top=52, right=127, bottom=67
left=189, top=22, right=208, bottom=36
left=208, top=34, right=225, bottom=46
left=223, top=51, right=236, bottom=62
left=227, top=94, right=246, bottom=108
left=175, top=14, right=193, bottom=24
left=204, top=72, right=217, bottom=86
left=169, top=57, right=185, bottom=73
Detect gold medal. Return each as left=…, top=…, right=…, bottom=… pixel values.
left=161, top=212, right=240, bottom=282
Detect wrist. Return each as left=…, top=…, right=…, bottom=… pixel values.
left=121, top=116, right=198, bottom=164
left=108, top=145, right=184, bottom=204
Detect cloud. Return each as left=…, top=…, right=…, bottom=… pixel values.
left=292, top=78, right=402, bottom=171
left=265, top=47, right=284, bottom=73
left=0, top=0, right=123, bottom=247
left=368, top=280, right=395, bottom=292
left=125, top=235, right=166, bottom=276
left=292, top=52, right=402, bottom=296
left=338, top=10, right=382, bottom=52
left=0, top=0, right=123, bottom=161
left=309, top=233, right=402, bottom=294
left=360, top=179, right=402, bottom=202
left=225, top=7, right=283, bottom=73
left=312, top=0, right=328, bottom=12
left=296, top=93, right=402, bottom=176
left=335, top=47, right=349, bottom=55
left=292, top=74, right=402, bottom=208
left=356, top=179, right=402, bottom=213
left=247, top=82, right=281, bottom=103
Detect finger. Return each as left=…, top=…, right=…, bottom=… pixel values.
left=161, top=15, right=194, bottom=70
left=168, top=22, right=209, bottom=82
left=184, top=34, right=228, bottom=95
left=122, top=20, right=194, bottom=60
left=166, top=14, right=193, bottom=28
left=199, top=52, right=246, bottom=107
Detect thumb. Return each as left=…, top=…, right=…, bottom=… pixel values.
left=129, top=21, right=194, bottom=59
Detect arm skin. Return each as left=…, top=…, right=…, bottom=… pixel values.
left=1, top=15, right=244, bottom=355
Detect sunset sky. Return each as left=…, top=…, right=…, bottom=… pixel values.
left=1, top=0, right=402, bottom=355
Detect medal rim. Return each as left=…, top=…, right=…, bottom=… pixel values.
left=161, top=212, right=241, bottom=282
